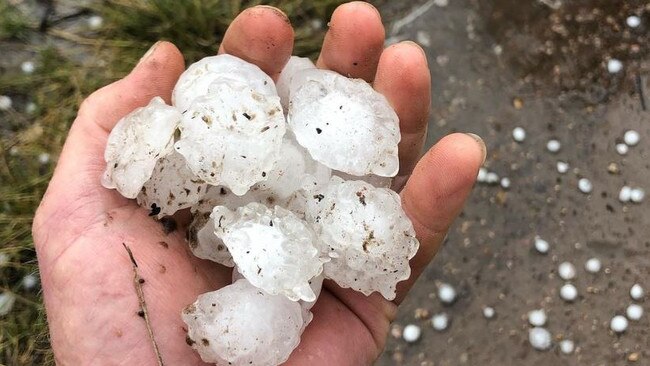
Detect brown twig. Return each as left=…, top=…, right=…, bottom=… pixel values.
left=122, top=243, right=165, bottom=366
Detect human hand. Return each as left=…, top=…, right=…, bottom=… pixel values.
left=32, top=2, right=485, bottom=365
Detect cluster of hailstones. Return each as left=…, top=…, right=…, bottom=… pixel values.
left=101, top=54, right=419, bottom=365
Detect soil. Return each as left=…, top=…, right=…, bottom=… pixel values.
left=377, top=0, right=649, bottom=365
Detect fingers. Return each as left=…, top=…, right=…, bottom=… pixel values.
left=316, top=2, right=385, bottom=81
left=218, top=5, right=294, bottom=79
left=394, top=133, right=486, bottom=304
left=374, top=42, right=431, bottom=183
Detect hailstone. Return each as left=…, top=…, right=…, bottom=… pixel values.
left=276, top=56, right=316, bottom=112
left=187, top=210, right=234, bottom=267
left=182, top=279, right=308, bottom=366
left=288, top=69, right=400, bottom=177
left=307, top=177, right=419, bottom=299
left=101, top=97, right=181, bottom=198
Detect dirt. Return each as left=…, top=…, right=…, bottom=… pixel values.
left=377, top=0, right=649, bottom=365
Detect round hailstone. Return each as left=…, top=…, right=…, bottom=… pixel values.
left=21, top=274, right=38, bottom=290
left=607, top=59, right=623, bottom=74
left=477, top=167, right=488, bottom=183
left=403, top=324, right=421, bottom=343
left=483, top=306, right=496, bottom=319
left=0, top=95, right=12, bottom=111
left=630, top=284, right=645, bottom=300
left=616, top=143, right=629, bottom=155
left=38, top=153, right=50, bottom=165
left=438, top=283, right=457, bottom=304
left=560, top=284, right=578, bottom=302
left=87, top=15, right=104, bottom=29
left=288, top=69, right=400, bottom=177
left=619, top=186, right=632, bottom=203
left=182, top=279, right=308, bottom=366
left=25, top=102, right=37, bottom=114
left=534, top=236, right=550, bottom=254
left=173, top=54, right=276, bottom=112
left=624, top=130, right=640, bottom=146
left=529, top=327, right=552, bottom=351
left=21, top=61, right=35, bottom=74
left=276, top=56, right=316, bottom=112
left=528, top=309, right=547, bottom=327
left=556, top=161, right=569, bottom=174
left=630, top=188, right=645, bottom=203
left=578, top=178, right=593, bottom=194
left=0, top=292, right=16, bottom=316
left=558, top=262, right=577, bottom=280
left=212, top=203, right=324, bottom=302
left=101, top=97, right=181, bottom=199
left=626, top=304, right=643, bottom=321
left=174, top=80, right=285, bottom=195
left=137, top=152, right=208, bottom=218
left=610, top=315, right=628, bottom=333
left=626, top=15, right=641, bottom=28
left=559, top=339, right=575, bottom=354
left=308, top=178, right=419, bottom=300
left=188, top=211, right=234, bottom=267
left=485, top=172, right=499, bottom=185
left=585, top=258, right=602, bottom=273
left=512, top=127, right=526, bottom=142
left=547, top=139, right=561, bottom=153
left=500, top=177, right=511, bottom=189
left=432, top=313, right=450, bottom=331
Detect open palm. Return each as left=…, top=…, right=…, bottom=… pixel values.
left=32, top=3, right=484, bottom=365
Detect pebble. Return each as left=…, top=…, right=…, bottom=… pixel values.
left=500, top=177, right=511, bottom=189
left=630, top=188, right=645, bottom=203
left=483, top=306, right=495, bottom=319
left=584, top=258, right=602, bottom=273
left=21, top=61, right=35, bottom=74
left=512, top=127, right=526, bottom=142
left=630, top=284, right=644, bottom=300
left=619, top=186, right=632, bottom=203
left=0, top=292, right=16, bottom=316
left=560, top=283, right=578, bottom=302
left=529, top=327, right=552, bottom=350
left=21, top=274, right=38, bottom=290
left=610, top=315, right=628, bottom=333
left=626, top=15, right=641, bottom=28
left=556, top=161, right=569, bottom=174
left=607, top=59, right=623, bottom=74
left=626, top=304, right=643, bottom=321
left=0, top=95, right=12, bottom=111
left=616, top=143, right=629, bottom=155
left=559, top=339, right=575, bottom=354
left=547, top=139, right=561, bottom=153
left=558, top=262, right=577, bottom=280
left=431, top=313, right=449, bottom=331
left=624, top=130, right=640, bottom=146
left=438, top=283, right=457, bottom=304
left=403, top=324, right=421, bottom=343
left=528, top=309, right=547, bottom=326
left=578, top=178, right=593, bottom=194
left=88, top=15, right=104, bottom=29
left=534, top=236, right=550, bottom=254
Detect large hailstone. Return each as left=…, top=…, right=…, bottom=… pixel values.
left=212, top=203, right=325, bottom=302
left=188, top=210, right=234, bottom=267
left=308, top=177, right=419, bottom=300
left=101, top=97, right=181, bottom=198
left=182, top=279, right=308, bottom=366
left=173, top=54, right=276, bottom=112
left=137, top=152, right=208, bottom=218
left=276, top=56, right=316, bottom=112
left=288, top=69, right=400, bottom=177
left=174, top=80, right=285, bottom=195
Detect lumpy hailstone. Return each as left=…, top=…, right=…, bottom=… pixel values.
left=182, top=279, right=309, bottom=365
left=276, top=56, right=316, bottom=112
left=528, top=309, right=547, bottom=327
left=432, top=313, right=450, bottom=331
left=529, top=327, right=552, bottom=351
left=289, top=69, right=400, bottom=177
left=559, top=340, right=575, bottom=354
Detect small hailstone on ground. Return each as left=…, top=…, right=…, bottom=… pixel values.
left=630, top=188, right=645, bottom=203
left=0, top=253, right=8, bottom=266
left=626, top=15, right=641, bottom=28
left=483, top=306, right=496, bottom=319
left=610, top=315, right=628, bottom=333
left=626, top=304, right=643, bottom=321
left=500, top=177, right=511, bottom=189
left=624, top=130, right=640, bottom=146
left=438, top=283, right=457, bottom=304
left=21, top=61, right=35, bottom=74
left=616, top=143, right=629, bottom=155
left=529, top=327, right=552, bottom=350
left=559, top=339, right=575, bottom=354
left=88, top=15, right=104, bottom=29
left=560, top=283, right=578, bottom=302
left=38, top=153, right=50, bottom=165
left=558, top=262, right=577, bottom=280
left=607, top=59, right=623, bottom=74
left=276, top=56, right=316, bottom=112
left=547, top=139, right=561, bottom=153
left=585, top=258, right=602, bottom=273
left=619, top=186, right=632, bottom=203
left=21, top=274, right=38, bottom=290
left=431, top=313, right=450, bottom=331
left=512, top=127, right=526, bottom=142
left=578, top=178, right=593, bottom=194
left=485, top=172, right=499, bottom=185
left=477, top=167, right=488, bottom=182
left=0, top=292, right=16, bottom=316
left=0, top=95, right=12, bottom=111
left=534, top=236, right=550, bottom=254
left=528, top=309, right=547, bottom=327
left=630, top=284, right=645, bottom=300
left=403, top=324, right=421, bottom=343
left=556, top=161, right=569, bottom=174
left=288, top=69, right=400, bottom=177
left=25, top=102, right=37, bottom=114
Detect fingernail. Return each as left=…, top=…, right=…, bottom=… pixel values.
left=402, top=41, right=427, bottom=60
left=136, top=41, right=162, bottom=68
left=465, top=133, right=487, bottom=164
left=351, top=1, right=381, bottom=19
left=255, top=5, right=290, bottom=24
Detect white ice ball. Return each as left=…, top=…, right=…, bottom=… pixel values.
left=626, top=15, right=641, bottom=28
left=610, top=315, right=628, bottom=333
left=21, top=274, right=38, bottom=290
left=607, top=59, right=623, bottom=74
left=500, top=177, right=511, bottom=189
left=624, top=130, right=640, bottom=146
left=529, top=327, right=552, bottom=351
left=559, top=339, right=575, bottom=354
left=556, top=161, right=569, bottom=174
left=630, top=188, right=645, bottom=203
left=630, top=284, right=645, bottom=300
left=0, top=95, right=12, bottom=111
left=534, top=236, right=550, bottom=254
left=431, top=313, right=450, bottom=331
left=88, top=15, right=104, bottom=29
left=547, top=139, right=561, bottom=153
left=626, top=304, right=643, bottom=321
left=483, top=306, right=495, bottom=319
left=558, top=262, right=577, bottom=280
left=403, top=324, right=421, bottom=343
left=438, top=283, right=457, bottom=304
left=619, top=186, right=632, bottom=203
left=585, top=258, right=602, bottom=273
left=21, top=61, right=35, bottom=74
left=0, top=292, right=16, bottom=316
left=616, top=143, right=629, bottom=155
left=38, top=153, right=50, bottom=165
left=578, top=178, right=593, bottom=194
left=560, top=284, right=578, bottom=302
left=485, top=172, right=499, bottom=184
left=512, top=127, right=526, bottom=142
left=528, top=309, right=547, bottom=327
left=477, top=167, right=488, bottom=183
